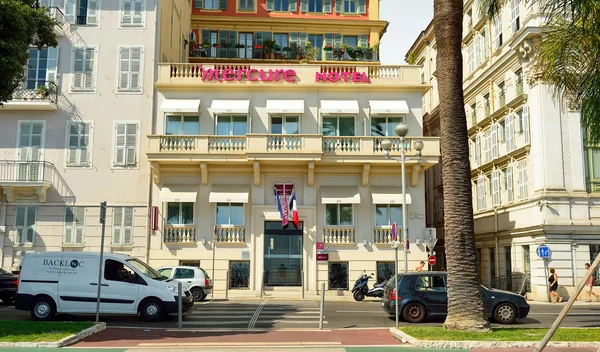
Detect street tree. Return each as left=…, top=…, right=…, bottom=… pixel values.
left=0, top=0, right=58, bottom=104
left=433, top=0, right=492, bottom=332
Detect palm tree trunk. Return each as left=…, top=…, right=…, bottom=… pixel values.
left=433, top=0, right=491, bottom=332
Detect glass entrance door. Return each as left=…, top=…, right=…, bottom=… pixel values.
left=264, top=221, right=303, bottom=286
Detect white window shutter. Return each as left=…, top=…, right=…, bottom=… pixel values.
left=119, top=48, right=130, bottom=90
left=507, top=166, right=514, bottom=202
left=113, top=207, right=123, bottom=244
left=64, top=0, right=77, bottom=23
left=475, top=134, right=481, bottom=166
left=26, top=206, right=36, bottom=243
left=75, top=207, right=85, bottom=244
left=130, top=48, right=142, bottom=91
left=72, top=48, right=84, bottom=90
left=16, top=207, right=25, bottom=244
left=125, top=124, right=137, bottom=165
left=115, top=123, right=126, bottom=166
left=122, top=0, right=132, bottom=24
left=87, top=0, right=99, bottom=25
left=523, top=105, right=529, bottom=144
left=124, top=208, right=134, bottom=244
left=491, top=123, right=498, bottom=158
left=133, top=0, right=144, bottom=24
left=45, top=47, right=59, bottom=84
left=84, top=48, right=96, bottom=90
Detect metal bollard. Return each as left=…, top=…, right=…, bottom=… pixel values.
left=319, top=282, right=325, bottom=330
left=225, top=270, right=229, bottom=299
left=177, top=281, right=183, bottom=329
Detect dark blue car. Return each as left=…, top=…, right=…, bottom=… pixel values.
left=381, top=271, right=530, bottom=324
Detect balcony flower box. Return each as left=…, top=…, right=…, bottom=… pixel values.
left=212, top=43, right=221, bottom=48
left=324, top=45, right=333, bottom=51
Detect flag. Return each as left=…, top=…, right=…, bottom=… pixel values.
left=281, top=184, right=289, bottom=228
left=289, top=188, right=299, bottom=228
left=275, top=186, right=284, bottom=222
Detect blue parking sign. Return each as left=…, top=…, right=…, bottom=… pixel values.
left=537, top=245, right=550, bottom=259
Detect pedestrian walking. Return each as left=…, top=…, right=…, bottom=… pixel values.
left=584, top=263, right=599, bottom=302
left=548, top=268, right=563, bottom=303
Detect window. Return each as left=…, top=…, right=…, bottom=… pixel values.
left=274, top=0, right=289, bottom=11
left=271, top=116, right=299, bottom=134
left=371, top=117, right=403, bottom=137
left=72, top=47, right=96, bottom=91
left=24, top=48, right=58, bottom=90
left=274, top=33, right=289, bottom=49
left=323, top=116, right=355, bottom=136
left=474, top=133, right=481, bottom=166
left=474, top=35, right=480, bottom=67
left=484, top=129, right=491, bottom=163
left=308, top=0, right=323, bottom=12
left=477, top=175, right=486, bottom=211
left=515, top=69, right=524, bottom=95
left=504, top=246, right=513, bottom=290
left=114, top=122, right=138, bottom=166
left=493, top=15, right=503, bottom=49
left=104, top=259, right=136, bottom=283
left=64, top=206, right=85, bottom=245
left=511, top=0, right=521, bottom=33
left=174, top=268, right=195, bottom=279
left=67, top=122, right=91, bottom=167
left=216, top=203, right=244, bottom=225
left=166, top=202, right=194, bottom=225
left=492, top=170, right=500, bottom=206
left=230, top=261, right=250, bottom=289
left=17, top=122, right=44, bottom=182
left=522, top=245, right=531, bottom=292
left=415, top=275, right=446, bottom=291
left=166, top=115, right=200, bottom=135
left=506, top=113, right=515, bottom=151
left=64, top=0, right=99, bottom=25
left=118, top=47, right=143, bottom=92
left=180, top=260, right=200, bottom=267
left=238, top=0, right=254, bottom=10
left=308, top=34, right=323, bottom=60
left=328, top=262, right=349, bottom=290
left=121, top=0, right=144, bottom=26
left=375, top=204, right=402, bottom=227
left=15, top=206, right=37, bottom=245
left=467, top=43, right=474, bottom=73
left=518, top=160, right=528, bottom=199
left=483, top=93, right=491, bottom=116
left=506, top=166, right=514, bottom=202
left=343, top=0, right=357, bottom=13
left=491, top=123, right=498, bottom=159
left=498, top=82, right=506, bottom=107
left=522, top=106, right=530, bottom=143
left=112, top=207, right=134, bottom=246
left=376, top=262, right=394, bottom=284
left=216, top=115, right=247, bottom=135
left=343, top=36, right=358, bottom=48
left=196, top=0, right=218, bottom=9
left=238, top=32, right=253, bottom=59
left=499, top=120, right=506, bottom=143
left=326, top=204, right=353, bottom=226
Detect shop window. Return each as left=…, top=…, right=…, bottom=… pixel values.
left=328, top=262, right=349, bottom=290
left=230, top=261, right=250, bottom=289
left=376, top=262, right=394, bottom=284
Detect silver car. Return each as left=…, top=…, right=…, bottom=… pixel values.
left=158, top=266, right=213, bottom=301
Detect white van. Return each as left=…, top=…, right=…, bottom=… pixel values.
left=15, top=252, right=194, bottom=321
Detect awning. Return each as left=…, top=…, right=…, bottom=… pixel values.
left=266, top=100, right=305, bottom=114
left=320, top=100, right=360, bottom=115
left=369, top=100, right=409, bottom=115
left=160, top=99, right=201, bottom=113
left=159, top=185, right=198, bottom=202
left=320, top=187, right=361, bottom=204
left=209, top=185, right=250, bottom=203
left=210, top=100, right=250, bottom=114
left=371, top=187, right=412, bottom=205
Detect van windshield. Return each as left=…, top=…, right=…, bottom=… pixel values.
left=126, top=259, right=164, bottom=280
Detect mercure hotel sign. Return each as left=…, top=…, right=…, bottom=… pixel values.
left=198, top=68, right=371, bottom=83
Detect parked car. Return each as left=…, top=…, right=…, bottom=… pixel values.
left=15, top=252, right=194, bottom=321
left=381, top=271, right=530, bottom=324
left=157, top=266, right=213, bottom=301
left=0, top=268, right=18, bottom=304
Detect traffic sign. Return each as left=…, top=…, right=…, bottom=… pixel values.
left=428, top=255, right=436, bottom=266
left=537, top=244, right=550, bottom=259
left=391, top=222, right=397, bottom=241
left=391, top=240, right=398, bottom=249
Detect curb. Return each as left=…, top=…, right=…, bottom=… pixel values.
left=389, top=327, right=600, bottom=349
left=0, top=322, right=106, bottom=348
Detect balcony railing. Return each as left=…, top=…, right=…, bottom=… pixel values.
left=208, top=136, right=246, bottom=152
left=0, top=160, right=75, bottom=203
left=323, top=227, right=355, bottom=244
left=9, top=81, right=58, bottom=105
left=47, top=6, right=65, bottom=24
left=323, top=136, right=361, bottom=153
left=163, top=225, right=196, bottom=244
left=214, top=226, right=246, bottom=243
left=373, top=227, right=404, bottom=244
left=372, top=137, right=409, bottom=153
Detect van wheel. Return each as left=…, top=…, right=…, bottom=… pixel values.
left=31, top=296, right=56, bottom=321
left=140, top=299, right=165, bottom=322
left=402, top=302, right=426, bottom=323
left=191, top=288, right=206, bottom=301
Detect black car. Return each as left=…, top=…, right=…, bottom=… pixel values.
left=0, top=268, right=18, bottom=305
left=381, top=271, right=530, bottom=324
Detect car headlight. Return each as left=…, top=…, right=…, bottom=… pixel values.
left=166, top=284, right=177, bottom=293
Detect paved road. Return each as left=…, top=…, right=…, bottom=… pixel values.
left=1, top=299, right=600, bottom=330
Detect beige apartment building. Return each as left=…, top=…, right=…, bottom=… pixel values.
left=410, top=0, right=600, bottom=301
left=146, top=63, right=440, bottom=297
left=0, top=0, right=190, bottom=271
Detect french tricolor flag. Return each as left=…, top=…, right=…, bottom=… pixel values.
left=289, top=188, right=299, bottom=228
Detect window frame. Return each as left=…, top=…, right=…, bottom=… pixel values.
left=15, top=206, right=37, bottom=246
left=63, top=206, right=86, bottom=245
left=374, top=204, right=403, bottom=227
left=491, top=169, right=500, bottom=206
left=117, top=45, right=144, bottom=93
left=112, top=121, right=140, bottom=169
left=65, top=120, right=93, bottom=168
left=273, top=0, right=289, bottom=11
left=322, top=115, right=356, bottom=136
left=370, top=116, right=405, bottom=137
left=270, top=115, right=300, bottom=134
left=63, top=0, right=101, bottom=26
left=308, top=0, right=324, bottom=12
left=476, top=175, right=486, bottom=211
left=120, top=0, right=146, bottom=27
left=325, top=203, right=354, bottom=226
left=112, top=206, right=135, bottom=246
left=511, top=0, right=521, bottom=33
left=71, top=45, right=99, bottom=93
left=237, top=0, right=255, bottom=11
left=342, top=0, right=357, bottom=14
left=166, top=202, right=195, bottom=225
left=216, top=202, right=245, bottom=226
left=518, top=159, right=528, bottom=199
left=165, top=114, right=200, bottom=135
left=215, top=115, right=248, bottom=136
left=493, top=15, right=503, bottom=49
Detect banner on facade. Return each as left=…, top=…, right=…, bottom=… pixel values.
left=274, top=183, right=299, bottom=228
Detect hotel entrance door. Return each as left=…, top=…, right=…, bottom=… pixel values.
left=264, top=221, right=303, bottom=286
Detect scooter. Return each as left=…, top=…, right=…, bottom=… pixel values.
left=352, top=271, right=385, bottom=301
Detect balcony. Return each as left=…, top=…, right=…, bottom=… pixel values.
left=0, top=161, right=56, bottom=202
left=323, top=227, right=355, bottom=245
left=163, top=225, right=197, bottom=245
left=214, top=226, right=246, bottom=243
left=1, top=81, right=58, bottom=111
left=46, top=7, right=67, bottom=36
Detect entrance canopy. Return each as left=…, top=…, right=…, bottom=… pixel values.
left=371, top=186, right=412, bottom=204
left=368, top=100, right=409, bottom=115
left=266, top=100, right=305, bottom=114
left=320, top=186, right=361, bottom=204
left=160, top=99, right=201, bottom=113
left=159, top=185, right=198, bottom=202
left=320, top=100, right=359, bottom=115
left=210, top=100, right=250, bottom=114
left=209, top=185, right=250, bottom=203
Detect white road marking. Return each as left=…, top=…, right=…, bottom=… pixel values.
left=529, top=313, right=600, bottom=316
left=335, top=310, right=386, bottom=313
left=255, top=320, right=329, bottom=324
left=248, top=300, right=268, bottom=328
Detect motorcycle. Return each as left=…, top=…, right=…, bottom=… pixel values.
left=352, top=271, right=385, bottom=301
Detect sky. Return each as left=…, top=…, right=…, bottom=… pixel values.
left=378, top=0, right=434, bottom=65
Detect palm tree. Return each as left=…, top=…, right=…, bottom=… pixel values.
left=478, top=0, right=600, bottom=141
left=433, top=0, right=491, bottom=332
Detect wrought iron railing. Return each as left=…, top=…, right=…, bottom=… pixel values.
left=47, top=6, right=65, bottom=24
left=10, top=81, right=58, bottom=104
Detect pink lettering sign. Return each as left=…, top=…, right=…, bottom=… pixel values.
left=200, top=68, right=297, bottom=82
left=315, top=72, right=371, bottom=83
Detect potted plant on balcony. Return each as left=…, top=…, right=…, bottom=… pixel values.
left=36, top=85, right=49, bottom=99
left=202, top=41, right=211, bottom=49
left=324, top=44, right=333, bottom=51
left=262, top=39, right=275, bottom=59
left=292, top=42, right=304, bottom=60
left=212, top=43, right=221, bottom=48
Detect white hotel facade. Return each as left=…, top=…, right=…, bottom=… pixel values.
left=411, top=0, right=600, bottom=301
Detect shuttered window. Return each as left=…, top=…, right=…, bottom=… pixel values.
left=121, top=0, right=144, bottom=26
left=522, top=105, right=530, bottom=144
left=506, top=166, right=514, bottom=202
left=506, top=113, right=515, bottom=151
left=15, top=206, right=37, bottom=245
left=64, top=0, right=99, bottom=25
left=114, top=122, right=138, bottom=167
left=518, top=160, right=528, bottom=199
left=72, top=47, right=96, bottom=91
left=476, top=176, right=486, bottom=211
left=491, top=123, right=499, bottom=159
left=112, top=207, right=134, bottom=246
left=492, top=170, right=500, bottom=206
left=493, top=15, right=503, bottom=49
left=118, top=47, right=143, bottom=92
left=67, top=122, right=91, bottom=167
left=64, top=206, right=85, bottom=245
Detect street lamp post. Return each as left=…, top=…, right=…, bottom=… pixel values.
left=380, top=122, right=424, bottom=328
